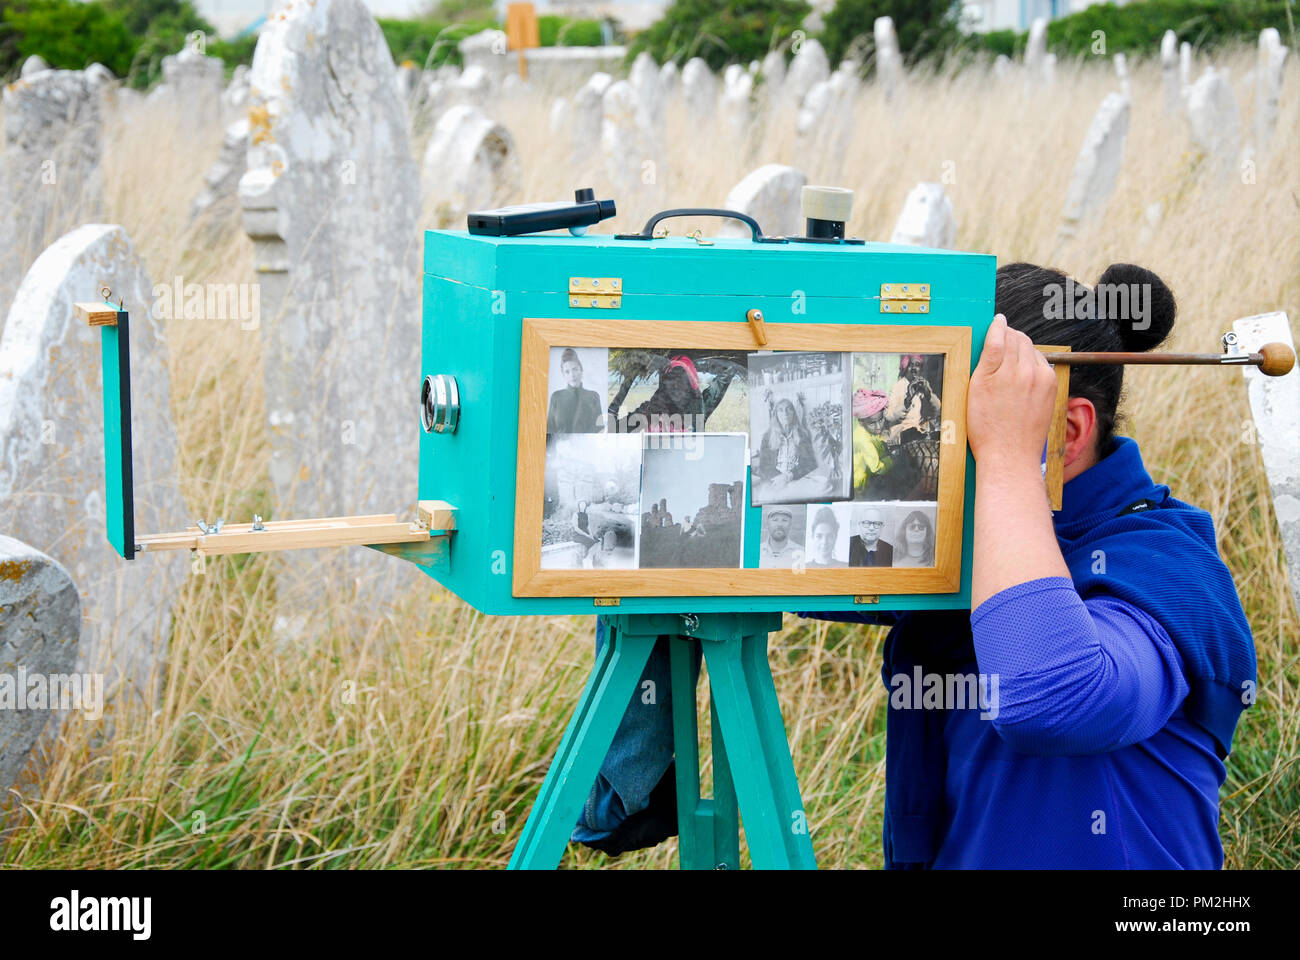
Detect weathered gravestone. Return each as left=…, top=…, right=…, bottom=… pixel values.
left=1161, top=31, right=1180, bottom=113
left=1025, top=18, right=1047, bottom=90
left=602, top=81, right=657, bottom=193
left=191, top=117, right=250, bottom=222
left=1060, top=92, right=1130, bottom=238
left=874, top=16, right=902, bottom=104
left=1186, top=67, right=1241, bottom=176
left=786, top=39, right=829, bottom=105
left=423, top=104, right=520, bottom=224
left=718, top=164, right=807, bottom=239
left=681, top=58, right=717, bottom=121
left=1255, top=29, right=1289, bottom=149
left=890, top=183, right=956, bottom=249
left=0, top=69, right=104, bottom=338
left=1234, top=312, right=1300, bottom=619
left=0, top=224, right=185, bottom=696
left=237, top=0, right=422, bottom=605
left=0, top=536, right=82, bottom=799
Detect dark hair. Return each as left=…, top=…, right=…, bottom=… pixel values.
left=812, top=505, right=839, bottom=537
left=994, top=262, right=1176, bottom=453
left=897, top=510, right=935, bottom=564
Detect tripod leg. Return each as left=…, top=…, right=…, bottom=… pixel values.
left=709, top=695, right=741, bottom=870
left=669, top=636, right=707, bottom=870
left=509, top=620, right=657, bottom=869
left=741, top=631, right=817, bottom=869
left=704, top=632, right=791, bottom=868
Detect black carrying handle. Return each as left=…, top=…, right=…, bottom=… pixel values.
left=614, top=207, right=788, bottom=243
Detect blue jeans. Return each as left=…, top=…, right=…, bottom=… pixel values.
left=570, top=618, right=700, bottom=842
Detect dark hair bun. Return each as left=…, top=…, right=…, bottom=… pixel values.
left=1096, top=263, right=1176, bottom=352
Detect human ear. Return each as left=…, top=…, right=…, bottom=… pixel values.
left=1062, top=397, right=1098, bottom=472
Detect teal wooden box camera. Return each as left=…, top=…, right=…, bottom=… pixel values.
left=419, top=227, right=996, bottom=617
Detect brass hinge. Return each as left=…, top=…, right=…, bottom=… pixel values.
left=853, top=595, right=880, bottom=604
left=879, top=282, right=930, bottom=314
left=593, top=597, right=621, bottom=607
left=570, top=277, right=622, bottom=309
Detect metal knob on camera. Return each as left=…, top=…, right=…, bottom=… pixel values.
left=421, top=374, right=460, bottom=434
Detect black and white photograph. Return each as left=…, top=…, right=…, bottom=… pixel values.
left=541, top=433, right=640, bottom=569
left=748, top=351, right=852, bottom=506
left=758, top=504, right=807, bottom=569
left=607, top=349, right=748, bottom=434
left=891, top=503, right=939, bottom=569
left=852, top=352, right=946, bottom=501
left=639, top=433, right=747, bottom=569
left=803, top=502, right=855, bottom=568
left=847, top=503, right=894, bottom=568
left=546, top=346, right=608, bottom=435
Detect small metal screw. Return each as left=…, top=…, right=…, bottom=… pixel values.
left=682, top=613, right=700, bottom=635
left=612, top=279, right=620, bottom=288
left=590, top=299, right=599, bottom=307
left=592, top=278, right=600, bottom=287
left=252, top=515, right=266, bottom=531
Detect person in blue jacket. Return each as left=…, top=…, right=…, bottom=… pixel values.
left=571, top=261, right=1257, bottom=868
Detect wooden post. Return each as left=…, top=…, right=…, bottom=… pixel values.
left=505, top=2, right=539, bottom=82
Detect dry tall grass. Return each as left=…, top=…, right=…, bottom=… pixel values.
left=2, top=45, right=1297, bottom=868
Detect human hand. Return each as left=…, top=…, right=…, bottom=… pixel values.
left=967, top=314, right=1057, bottom=470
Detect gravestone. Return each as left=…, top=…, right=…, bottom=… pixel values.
left=1179, top=42, right=1192, bottom=89
left=993, top=54, right=1012, bottom=81
left=1255, top=29, right=1289, bottom=148
left=1025, top=17, right=1047, bottom=89
left=1060, top=92, right=1130, bottom=236
left=549, top=96, right=571, bottom=137
left=20, top=54, right=50, bottom=79
left=629, top=50, right=661, bottom=120
left=459, top=29, right=508, bottom=84
left=720, top=64, right=754, bottom=138
left=1161, top=31, right=1180, bottom=113
left=760, top=50, right=786, bottom=89
left=159, top=40, right=224, bottom=123
left=423, top=105, right=519, bottom=225
left=191, top=117, right=250, bottom=221
left=786, top=39, right=829, bottom=104
left=718, top=164, right=807, bottom=239
left=0, top=224, right=185, bottom=696
left=1186, top=67, right=1240, bottom=175
left=681, top=58, right=717, bottom=120
left=601, top=81, right=655, bottom=193
left=890, top=182, right=956, bottom=249
left=0, top=68, right=104, bottom=338
left=0, top=536, right=81, bottom=798
left=1114, top=53, right=1130, bottom=98
left=659, top=61, right=680, bottom=101
left=237, top=0, right=422, bottom=605
left=874, top=16, right=902, bottom=103
left=573, top=72, right=613, bottom=149
left=796, top=79, right=833, bottom=136
left=1233, top=312, right=1300, bottom=619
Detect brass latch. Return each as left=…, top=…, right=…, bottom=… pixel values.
left=570, top=277, right=622, bottom=309
left=854, top=595, right=880, bottom=604
left=593, top=597, right=621, bottom=607
left=879, top=282, right=930, bottom=314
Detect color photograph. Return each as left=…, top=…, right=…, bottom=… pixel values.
left=607, top=348, right=749, bottom=434
left=852, top=352, right=945, bottom=501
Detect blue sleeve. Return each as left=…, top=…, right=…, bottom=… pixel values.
left=969, top=576, right=1189, bottom=756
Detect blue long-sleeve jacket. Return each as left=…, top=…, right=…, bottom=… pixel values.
left=808, top=435, right=1255, bottom=869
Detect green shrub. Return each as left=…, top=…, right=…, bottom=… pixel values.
left=0, top=0, right=137, bottom=77
left=979, top=0, right=1295, bottom=58
left=538, top=15, right=606, bottom=47
left=821, top=0, right=964, bottom=69
left=626, top=0, right=811, bottom=69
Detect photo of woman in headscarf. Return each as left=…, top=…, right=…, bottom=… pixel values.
left=892, top=508, right=936, bottom=567
left=606, top=350, right=749, bottom=434
left=852, top=388, right=894, bottom=499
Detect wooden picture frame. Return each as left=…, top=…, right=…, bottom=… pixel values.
left=513, top=317, right=973, bottom=598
